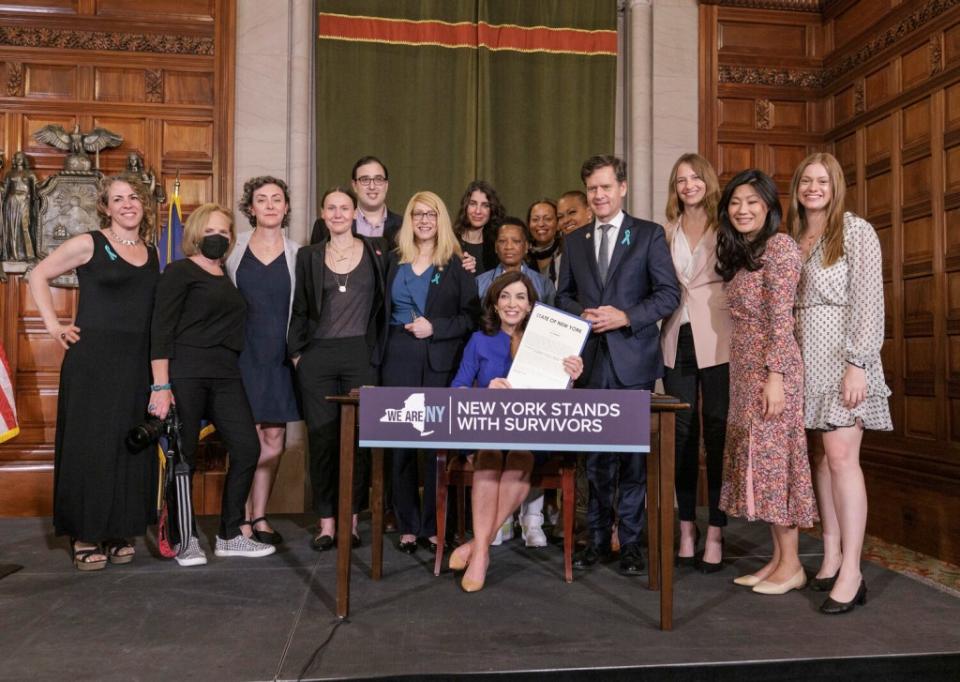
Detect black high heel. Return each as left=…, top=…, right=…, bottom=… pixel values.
left=676, top=526, right=700, bottom=567
left=820, top=579, right=867, bottom=614
left=809, top=572, right=838, bottom=592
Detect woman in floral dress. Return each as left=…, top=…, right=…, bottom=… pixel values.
left=788, top=152, right=892, bottom=614
left=715, top=169, right=818, bottom=595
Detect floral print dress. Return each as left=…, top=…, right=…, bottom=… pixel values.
left=719, top=233, right=818, bottom=527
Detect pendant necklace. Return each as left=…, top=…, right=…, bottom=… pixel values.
left=108, top=228, right=139, bottom=246
left=334, top=272, right=349, bottom=293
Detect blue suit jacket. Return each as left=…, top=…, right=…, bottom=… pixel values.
left=556, top=213, right=680, bottom=387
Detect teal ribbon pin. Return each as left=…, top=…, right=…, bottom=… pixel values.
left=104, top=244, right=119, bottom=261
left=621, top=229, right=631, bottom=246
left=431, top=272, right=441, bottom=285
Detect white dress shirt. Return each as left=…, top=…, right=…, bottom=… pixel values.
left=593, top=210, right=625, bottom=265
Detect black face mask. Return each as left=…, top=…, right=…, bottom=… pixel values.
left=200, top=234, right=230, bottom=260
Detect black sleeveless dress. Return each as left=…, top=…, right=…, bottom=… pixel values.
left=53, top=231, right=160, bottom=541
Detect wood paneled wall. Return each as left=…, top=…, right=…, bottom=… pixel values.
left=701, top=0, right=960, bottom=564
left=0, top=0, right=235, bottom=515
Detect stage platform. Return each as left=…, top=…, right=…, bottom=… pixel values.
left=1, top=514, right=958, bottom=681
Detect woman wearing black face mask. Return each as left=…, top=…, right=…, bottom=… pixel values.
left=150, top=203, right=275, bottom=566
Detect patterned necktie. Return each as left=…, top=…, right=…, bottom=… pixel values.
left=598, top=223, right=613, bottom=283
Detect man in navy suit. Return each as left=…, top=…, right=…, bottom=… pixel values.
left=557, top=155, right=680, bottom=575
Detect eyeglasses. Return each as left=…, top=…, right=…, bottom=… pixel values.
left=356, top=175, right=387, bottom=187
left=412, top=210, right=438, bottom=221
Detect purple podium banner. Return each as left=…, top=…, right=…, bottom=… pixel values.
left=359, top=387, right=650, bottom=453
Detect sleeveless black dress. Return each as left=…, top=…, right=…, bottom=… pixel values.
left=53, top=231, right=160, bottom=541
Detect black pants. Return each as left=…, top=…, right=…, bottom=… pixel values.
left=381, top=326, right=453, bottom=539
left=662, top=324, right=728, bottom=527
left=169, top=377, right=260, bottom=544
left=297, top=336, right=375, bottom=519
left=585, top=340, right=654, bottom=550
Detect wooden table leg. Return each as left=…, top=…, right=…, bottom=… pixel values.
left=336, top=404, right=356, bottom=619
left=434, top=451, right=447, bottom=577
left=647, top=415, right=661, bottom=592
left=563, top=454, right=575, bottom=583
left=371, top=447, right=384, bottom=581
left=659, top=411, right=675, bottom=631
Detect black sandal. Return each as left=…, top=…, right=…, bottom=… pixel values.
left=72, top=541, right=107, bottom=572
left=251, top=516, right=283, bottom=546
left=105, top=539, right=135, bottom=565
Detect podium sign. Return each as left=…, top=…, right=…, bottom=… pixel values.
left=359, top=387, right=650, bottom=452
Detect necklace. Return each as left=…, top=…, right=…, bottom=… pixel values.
left=328, top=239, right=355, bottom=263
left=334, top=272, right=349, bottom=293
left=108, top=228, right=139, bottom=246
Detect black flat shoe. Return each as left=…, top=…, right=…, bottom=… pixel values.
left=697, top=557, right=724, bottom=574
left=676, top=555, right=698, bottom=568
left=619, top=544, right=645, bottom=577
left=820, top=580, right=867, bottom=614
left=352, top=533, right=362, bottom=548
left=251, top=516, right=283, bottom=546
left=573, top=545, right=613, bottom=571
left=311, top=533, right=334, bottom=551
left=397, top=540, right=417, bottom=554
left=809, top=572, right=838, bottom=592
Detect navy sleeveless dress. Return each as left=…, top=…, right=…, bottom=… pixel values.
left=54, top=230, right=159, bottom=541
left=236, top=247, right=300, bottom=423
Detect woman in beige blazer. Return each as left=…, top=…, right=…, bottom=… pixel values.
left=660, top=153, right=733, bottom=572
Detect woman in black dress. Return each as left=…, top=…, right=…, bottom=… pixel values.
left=380, top=191, right=480, bottom=553
left=288, top=186, right=387, bottom=550
left=149, top=204, right=275, bottom=566
left=452, top=180, right=505, bottom=274
left=226, top=176, right=301, bottom=545
left=29, top=172, right=158, bottom=570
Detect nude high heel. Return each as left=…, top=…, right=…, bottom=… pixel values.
left=752, top=568, right=807, bottom=594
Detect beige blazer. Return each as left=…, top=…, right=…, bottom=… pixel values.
left=660, top=222, right=732, bottom=369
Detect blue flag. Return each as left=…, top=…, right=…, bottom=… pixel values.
left=158, top=192, right=183, bottom=271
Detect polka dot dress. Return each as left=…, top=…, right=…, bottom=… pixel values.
left=794, top=212, right=893, bottom=432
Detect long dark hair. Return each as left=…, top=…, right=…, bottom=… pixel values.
left=453, top=180, right=505, bottom=239
left=480, top=270, right=538, bottom=336
left=715, top=169, right=782, bottom=282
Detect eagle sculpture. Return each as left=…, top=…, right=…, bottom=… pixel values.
left=33, top=123, right=123, bottom=172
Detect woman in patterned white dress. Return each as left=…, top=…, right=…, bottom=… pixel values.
left=788, top=152, right=892, bottom=614
left=716, top=169, right=818, bottom=596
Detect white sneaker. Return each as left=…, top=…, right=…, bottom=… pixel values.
left=174, top=536, right=207, bottom=567
left=490, top=526, right=503, bottom=546
left=521, top=515, right=548, bottom=548
left=214, top=534, right=276, bottom=558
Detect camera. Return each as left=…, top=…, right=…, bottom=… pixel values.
left=126, top=405, right=182, bottom=451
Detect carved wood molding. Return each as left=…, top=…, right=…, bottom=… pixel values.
left=717, top=0, right=960, bottom=89
left=755, top=98, right=772, bottom=128
left=6, top=61, right=23, bottom=97
left=145, top=69, right=163, bottom=103
left=719, top=64, right=824, bottom=88
left=700, top=0, right=822, bottom=11
left=0, top=26, right=213, bottom=55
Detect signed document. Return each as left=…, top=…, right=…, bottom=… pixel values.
left=507, top=303, right=591, bottom=389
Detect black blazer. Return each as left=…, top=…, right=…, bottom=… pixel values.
left=377, top=253, right=480, bottom=373
left=287, top=236, right=389, bottom=359
left=556, top=213, right=680, bottom=387
left=310, top=210, right=402, bottom=249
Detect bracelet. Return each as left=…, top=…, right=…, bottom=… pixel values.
left=845, top=360, right=865, bottom=369
left=150, top=383, right=172, bottom=391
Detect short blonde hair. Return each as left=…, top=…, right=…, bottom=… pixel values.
left=396, top=191, right=462, bottom=267
left=181, top=203, right=235, bottom=258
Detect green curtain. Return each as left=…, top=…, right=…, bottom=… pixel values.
left=316, top=0, right=616, bottom=221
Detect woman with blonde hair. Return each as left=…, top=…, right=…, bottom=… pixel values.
left=788, top=152, right=892, bottom=614
left=150, top=203, right=275, bottom=566
left=379, top=191, right=480, bottom=553
left=660, top=153, right=732, bottom=572
left=30, top=172, right=158, bottom=570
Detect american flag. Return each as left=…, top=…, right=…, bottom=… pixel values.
left=0, top=342, right=19, bottom=444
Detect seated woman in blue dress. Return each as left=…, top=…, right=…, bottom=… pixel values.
left=448, top=271, right=583, bottom=592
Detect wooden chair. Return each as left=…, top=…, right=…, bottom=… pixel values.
left=433, top=451, right=577, bottom=582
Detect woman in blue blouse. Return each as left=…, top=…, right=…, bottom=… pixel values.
left=379, top=191, right=480, bottom=554
left=448, top=271, right=582, bottom=592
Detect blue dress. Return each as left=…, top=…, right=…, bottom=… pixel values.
left=236, top=247, right=300, bottom=423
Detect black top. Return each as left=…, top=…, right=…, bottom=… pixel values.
left=151, top=258, right=248, bottom=379
left=316, top=252, right=375, bottom=339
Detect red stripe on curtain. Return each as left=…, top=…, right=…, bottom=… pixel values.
left=318, top=13, right=617, bottom=56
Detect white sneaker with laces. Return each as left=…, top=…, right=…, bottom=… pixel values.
left=214, top=534, right=276, bottom=558
left=174, top=536, right=207, bottom=567
left=521, top=515, right=548, bottom=548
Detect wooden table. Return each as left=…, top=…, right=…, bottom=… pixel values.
left=326, top=392, right=687, bottom=631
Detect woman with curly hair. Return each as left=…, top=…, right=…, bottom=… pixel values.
left=29, top=172, right=159, bottom=570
